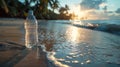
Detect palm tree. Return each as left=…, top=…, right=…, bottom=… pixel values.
left=0, top=0, right=25, bottom=17
left=0, top=0, right=60, bottom=19
left=34, top=0, right=59, bottom=19
left=59, top=5, right=69, bottom=14
left=0, top=0, right=9, bottom=13
left=59, top=5, right=71, bottom=19
left=48, top=0, right=59, bottom=12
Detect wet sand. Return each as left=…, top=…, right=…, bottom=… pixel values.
left=0, top=19, right=48, bottom=67
left=0, top=19, right=24, bottom=65
left=0, top=19, right=120, bottom=67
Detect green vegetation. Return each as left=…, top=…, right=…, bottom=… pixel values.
left=0, top=0, right=72, bottom=20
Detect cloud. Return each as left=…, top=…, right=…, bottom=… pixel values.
left=116, top=8, right=120, bottom=13
left=99, top=2, right=107, bottom=8
left=107, top=11, right=113, bottom=13
left=80, top=0, right=107, bottom=11
left=109, top=14, right=120, bottom=19
left=80, top=9, right=107, bottom=20
left=86, top=10, right=97, bottom=15
left=103, top=6, right=107, bottom=11
left=78, top=0, right=120, bottom=20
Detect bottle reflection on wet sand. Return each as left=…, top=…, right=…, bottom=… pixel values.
left=36, top=47, right=41, bottom=59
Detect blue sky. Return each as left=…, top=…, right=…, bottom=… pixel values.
left=19, top=0, right=120, bottom=19
left=19, top=0, right=120, bottom=11
left=104, top=0, right=120, bottom=11
left=59, top=0, right=82, bottom=6
left=59, top=0, right=120, bottom=20
left=59, top=0, right=120, bottom=11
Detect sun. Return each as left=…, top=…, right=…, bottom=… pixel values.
left=68, top=5, right=86, bottom=20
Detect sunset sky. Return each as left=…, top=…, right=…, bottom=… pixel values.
left=59, top=0, right=120, bottom=20
left=19, top=0, right=120, bottom=20
left=60, top=0, right=120, bottom=11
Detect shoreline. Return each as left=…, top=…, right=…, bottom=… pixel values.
left=0, top=18, right=120, bottom=67
left=0, top=18, right=120, bottom=36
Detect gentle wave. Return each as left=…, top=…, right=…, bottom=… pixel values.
left=46, top=20, right=120, bottom=36
left=70, top=20, right=120, bottom=35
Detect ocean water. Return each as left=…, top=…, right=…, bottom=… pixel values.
left=38, top=20, right=120, bottom=67
left=54, top=20, right=120, bottom=25
left=41, top=20, right=120, bottom=35
left=0, top=19, right=120, bottom=67
left=79, top=20, right=120, bottom=25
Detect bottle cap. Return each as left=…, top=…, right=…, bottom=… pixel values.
left=28, top=10, right=33, bottom=15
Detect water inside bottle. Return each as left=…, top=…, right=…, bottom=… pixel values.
left=25, top=10, right=38, bottom=48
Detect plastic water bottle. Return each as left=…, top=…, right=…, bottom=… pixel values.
left=25, top=10, right=38, bottom=48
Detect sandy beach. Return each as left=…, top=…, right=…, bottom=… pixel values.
left=0, top=19, right=24, bottom=65
left=0, top=18, right=48, bottom=67
left=0, top=18, right=120, bottom=67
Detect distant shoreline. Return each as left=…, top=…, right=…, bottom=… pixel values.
left=0, top=18, right=120, bottom=36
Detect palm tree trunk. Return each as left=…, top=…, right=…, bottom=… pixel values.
left=1, top=0, right=9, bottom=13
